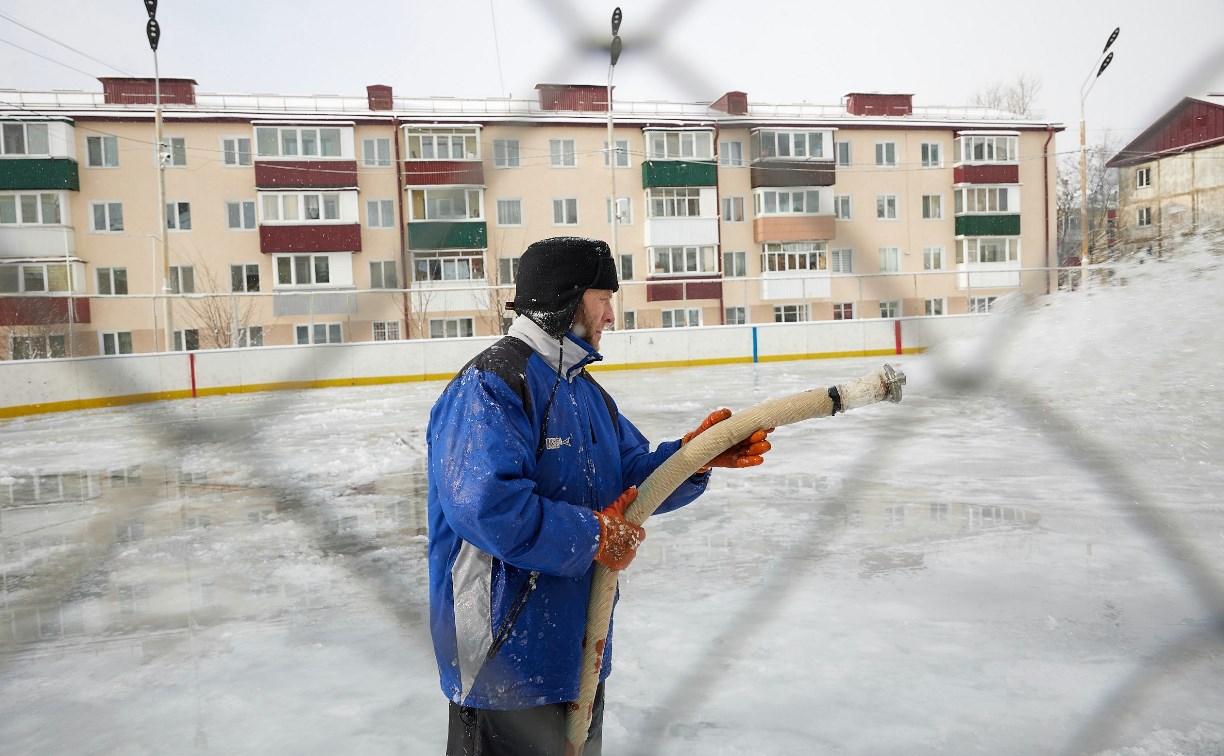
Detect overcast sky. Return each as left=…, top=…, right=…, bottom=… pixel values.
left=3, top=0, right=1223, bottom=157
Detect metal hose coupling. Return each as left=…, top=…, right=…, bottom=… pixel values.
left=882, top=364, right=906, bottom=403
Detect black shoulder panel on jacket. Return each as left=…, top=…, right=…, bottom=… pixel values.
left=447, top=336, right=536, bottom=417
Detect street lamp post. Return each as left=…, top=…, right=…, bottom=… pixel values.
left=607, top=8, right=623, bottom=317
left=1079, top=26, right=1119, bottom=291
left=145, top=0, right=173, bottom=351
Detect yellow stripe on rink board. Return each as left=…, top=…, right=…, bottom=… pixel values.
left=0, top=351, right=924, bottom=419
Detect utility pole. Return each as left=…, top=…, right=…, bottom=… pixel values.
left=607, top=8, right=623, bottom=319
left=145, top=0, right=173, bottom=351
left=1079, top=26, right=1119, bottom=291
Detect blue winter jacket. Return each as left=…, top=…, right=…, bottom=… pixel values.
left=426, top=315, right=709, bottom=709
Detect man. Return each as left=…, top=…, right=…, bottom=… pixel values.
left=426, top=237, right=772, bottom=755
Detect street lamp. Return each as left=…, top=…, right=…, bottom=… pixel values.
left=607, top=8, right=622, bottom=317
left=1079, top=26, right=1119, bottom=291
left=145, top=0, right=173, bottom=351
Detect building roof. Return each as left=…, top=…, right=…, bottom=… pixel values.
left=1106, top=95, right=1224, bottom=168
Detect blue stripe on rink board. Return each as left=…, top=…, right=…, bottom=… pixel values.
left=752, top=326, right=759, bottom=363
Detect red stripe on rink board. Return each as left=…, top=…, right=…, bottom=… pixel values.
left=189, top=353, right=198, bottom=398
left=894, top=320, right=902, bottom=354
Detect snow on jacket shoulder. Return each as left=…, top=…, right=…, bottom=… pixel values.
left=426, top=324, right=708, bottom=709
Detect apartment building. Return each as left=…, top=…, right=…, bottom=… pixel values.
left=0, top=79, right=1062, bottom=359
left=1107, top=94, right=1224, bottom=256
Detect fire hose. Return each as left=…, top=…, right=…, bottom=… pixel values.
left=565, top=364, right=907, bottom=755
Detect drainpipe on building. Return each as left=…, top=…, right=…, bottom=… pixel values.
left=393, top=116, right=410, bottom=339
left=1044, top=125, right=1054, bottom=295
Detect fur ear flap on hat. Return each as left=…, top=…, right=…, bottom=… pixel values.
left=508, top=237, right=619, bottom=340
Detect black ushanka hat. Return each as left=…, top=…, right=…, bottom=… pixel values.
left=508, top=237, right=619, bottom=340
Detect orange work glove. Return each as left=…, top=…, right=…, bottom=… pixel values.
left=681, top=408, right=773, bottom=472
left=593, top=487, right=645, bottom=571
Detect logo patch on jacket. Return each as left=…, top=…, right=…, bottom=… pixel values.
left=544, top=436, right=572, bottom=450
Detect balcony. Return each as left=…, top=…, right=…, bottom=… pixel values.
left=643, top=217, right=719, bottom=248
left=956, top=262, right=1021, bottom=289
left=753, top=215, right=836, bottom=244
left=408, top=221, right=487, bottom=250
left=759, top=271, right=831, bottom=301
left=645, top=276, right=722, bottom=302
left=0, top=226, right=75, bottom=259
left=955, top=214, right=1021, bottom=236
left=953, top=164, right=1019, bottom=184
left=403, top=160, right=484, bottom=186
left=0, top=296, right=90, bottom=325
left=641, top=160, right=716, bottom=188
left=749, top=160, right=834, bottom=188
left=0, top=158, right=79, bottom=191
left=259, top=223, right=362, bottom=254
left=254, top=160, right=358, bottom=189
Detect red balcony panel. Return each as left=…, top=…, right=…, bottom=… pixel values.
left=403, top=160, right=484, bottom=186
left=259, top=224, right=362, bottom=254
left=255, top=160, right=358, bottom=189
left=0, top=296, right=90, bottom=326
left=645, top=277, right=723, bottom=302
left=954, top=164, right=1020, bottom=184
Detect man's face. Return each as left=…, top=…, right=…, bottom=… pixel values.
left=573, top=289, right=615, bottom=350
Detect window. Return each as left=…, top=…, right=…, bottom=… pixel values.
left=880, top=300, right=900, bottom=318
left=296, top=323, right=343, bottom=344
left=725, top=306, right=747, bottom=325
left=174, top=329, right=200, bottom=351
left=721, top=196, right=745, bottom=222
left=618, top=254, right=634, bottom=281
left=754, top=188, right=822, bottom=216
left=497, top=198, right=523, bottom=226
left=370, top=260, right=398, bottom=289
left=922, top=194, right=942, bottom=220
left=493, top=139, right=520, bottom=168
left=169, top=265, right=195, bottom=294
left=91, top=202, right=124, bottom=232
left=956, top=237, right=1020, bottom=264
left=604, top=139, right=629, bottom=167
left=921, top=142, right=942, bottom=168
left=925, top=298, right=945, bottom=316
left=875, top=142, right=897, bottom=167
left=97, top=267, right=128, bottom=296
left=719, top=141, right=744, bottom=167
left=954, top=187, right=1012, bottom=214
left=649, top=188, right=702, bottom=218
left=552, top=198, right=578, bottom=225
left=362, top=137, right=391, bottom=167
left=724, top=250, right=747, bottom=277
left=834, top=195, right=852, bottom=220
left=164, top=201, right=192, bottom=231
left=366, top=199, right=395, bottom=228
left=879, top=248, right=900, bottom=272
left=413, top=251, right=485, bottom=282
left=499, top=257, right=521, bottom=284
left=87, top=135, right=119, bottom=167
left=836, top=141, right=851, bottom=167
left=646, top=130, right=714, bottom=160
left=1, top=122, right=49, bottom=155
left=0, top=192, right=62, bottom=225
left=226, top=200, right=257, bottom=230
left=833, top=303, right=854, bottom=320
left=606, top=197, right=632, bottom=225
left=955, top=134, right=1018, bottom=164
left=661, top=308, right=701, bottom=328
left=621, top=311, right=637, bottom=330
left=166, top=137, right=187, bottom=167
left=651, top=245, right=717, bottom=275
left=549, top=139, right=576, bottom=167
left=262, top=192, right=346, bottom=222
left=831, top=248, right=854, bottom=273
left=276, top=254, right=332, bottom=286
left=774, top=304, right=810, bottom=323
left=1137, top=206, right=1152, bottom=227
left=969, top=296, right=998, bottom=313
left=1, top=262, right=70, bottom=294
left=222, top=137, right=252, bottom=166
left=101, top=332, right=133, bottom=356
left=876, top=195, right=898, bottom=220
left=406, top=127, right=477, bottom=160
left=762, top=241, right=828, bottom=272
left=372, top=321, right=401, bottom=341
left=753, top=130, right=825, bottom=160
left=923, top=246, right=944, bottom=270
left=429, top=318, right=474, bottom=338
left=1136, top=167, right=1151, bottom=188
left=236, top=326, right=264, bottom=348
left=230, top=264, right=260, bottom=292
left=256, top=126, right=346, bottom=158
left=408, top=188, right=481, bottom=221
left=10, top=334, right=65, bottom=360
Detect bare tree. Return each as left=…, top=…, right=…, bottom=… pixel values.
left=971, top=73, right=1043, bottom=117
left=174, top=252, right=259, bottom=350
left=1056, top=133, right=1119, bottom=267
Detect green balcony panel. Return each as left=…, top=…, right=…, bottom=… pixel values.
left=955, top=214, right=1020, bottom=236
left=0, top=158, right=80, bottom=191
left=408, top=221, right=488, bottom=250
left=641, top=160, right=717, bottom=188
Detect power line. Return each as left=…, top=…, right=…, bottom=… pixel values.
left=0, top=36, right=99, bottom=81
left=0, top=10, right=136, bottom=77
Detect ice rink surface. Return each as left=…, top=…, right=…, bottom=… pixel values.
left=2, top=243, right=1222, bottom=755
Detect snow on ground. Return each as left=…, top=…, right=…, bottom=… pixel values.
left=1, top=238, right=1222, bottom=754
